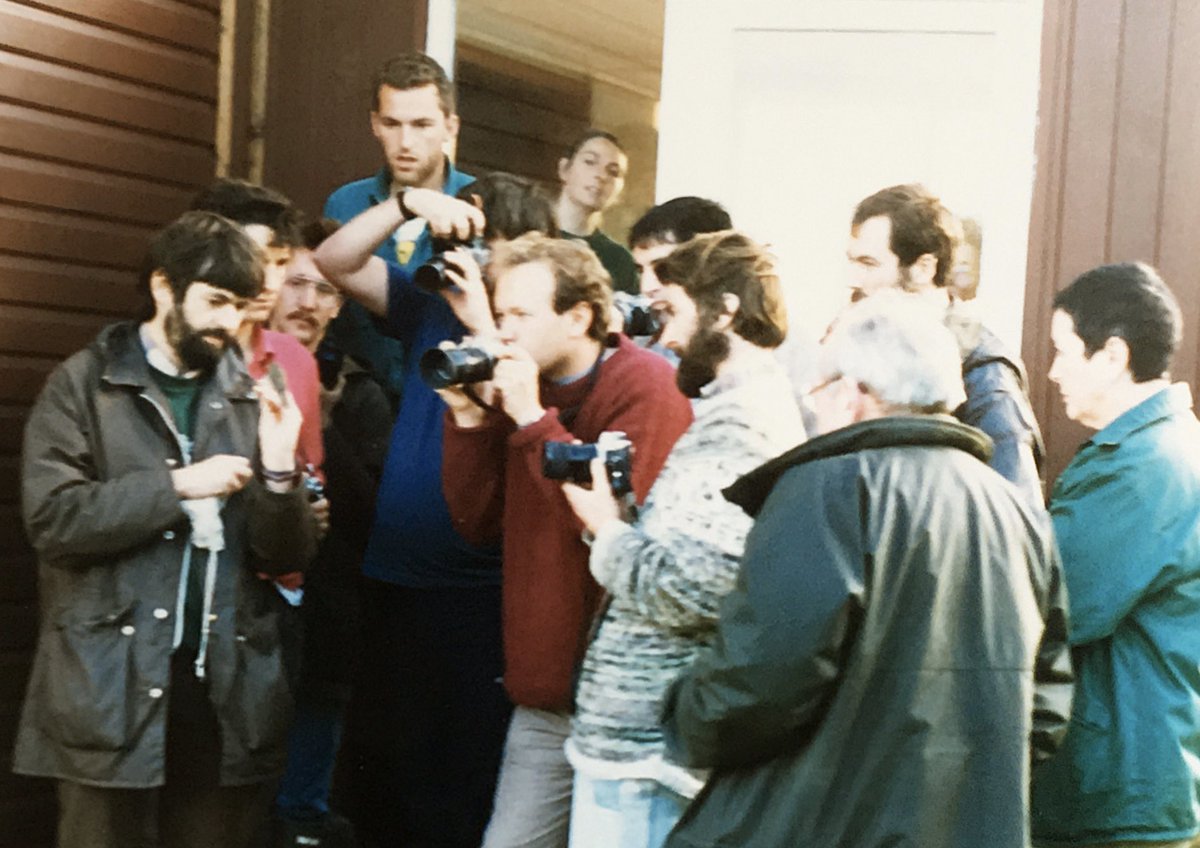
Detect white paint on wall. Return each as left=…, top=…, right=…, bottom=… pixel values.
left=658, top=0, right=1044, bottom=348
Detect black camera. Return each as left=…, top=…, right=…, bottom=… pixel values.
left=542, top=431, right=633, bottom=497
left=414, top=236, right=491, bottom=293
left=418, top=342, right=498, bottom=389
left=612, top=292, right=661, bottom=338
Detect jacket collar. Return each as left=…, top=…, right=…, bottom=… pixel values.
left=98, top=321, right=255, bottom=400
left=725, top=414, right=994, bottom=517
left=1089, top=382, right=1193, bottom=448
left=367, top=158, right=475, bottom=203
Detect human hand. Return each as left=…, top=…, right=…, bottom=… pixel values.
left=491, top=345, right=544, bottom=427
left=440, top=248, right=497, bottom=335
left=255, top=375, right=302, bottom=476
left=172, top=454, right=253, bottom=499
left=561, top=457, right=621, bottom=535
left=404, top=189, right=486, bottom=241
left=310, top=496, right=330, bottom=539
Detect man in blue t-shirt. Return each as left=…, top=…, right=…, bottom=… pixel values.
left=317, top=53, right=507, bottom=848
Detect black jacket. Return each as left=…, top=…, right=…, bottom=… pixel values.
left=15, top=321, right=316, bottom=787
left=662, top=415, right=1072, bottom=848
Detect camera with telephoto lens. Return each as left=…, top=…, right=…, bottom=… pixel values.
left=414, top=236, right=491, bottom=293
left=612, top=291, right=661, bottom=338
left=542, top=430, right=634, bottom=497
left=418, top=341, right=498, bottom=389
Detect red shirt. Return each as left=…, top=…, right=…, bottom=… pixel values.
left=442, top=336, right=693, bottom=710
left=247, top=327, right=324, bottom=476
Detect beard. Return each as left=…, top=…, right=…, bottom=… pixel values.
left=675, top=324, right=731, bottom=399
left=165, top=305, right=232, bottom=375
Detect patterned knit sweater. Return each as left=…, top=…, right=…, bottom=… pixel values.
left=565, top=350, right=805, bottom=795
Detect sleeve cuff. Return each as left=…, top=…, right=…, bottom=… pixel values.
left=589, top=519, right=634, bottom=590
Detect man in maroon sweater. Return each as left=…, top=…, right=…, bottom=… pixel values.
left=436, top=233, right=692, bottom=848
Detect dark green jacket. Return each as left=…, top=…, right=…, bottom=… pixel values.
left=663, top=415, right=1072, bottom=848
left=15, top=321, right=316, bottom=787
left=1032, top=384, right=1200, bottom=845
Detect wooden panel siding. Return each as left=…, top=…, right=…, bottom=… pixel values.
left=0, top=1, right=221, bottom=844
left=454, top=42, right=591, bottom=186
left=1023, top=0, right=1200, bottom=484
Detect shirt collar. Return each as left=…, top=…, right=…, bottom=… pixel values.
left=139, top=323, right=200, bottom=379
left=248, top=325, right=278, bottom=371
left=368, top=158, right=473, bottom=203
left=1090, top=382, right=1193, bottom=447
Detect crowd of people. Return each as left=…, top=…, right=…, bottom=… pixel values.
left=12, top=50, right=1200, bottom=848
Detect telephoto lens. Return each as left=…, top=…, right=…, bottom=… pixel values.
left=418, top=343, right=498, bottom=389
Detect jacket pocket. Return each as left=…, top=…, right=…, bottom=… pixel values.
left=42, top=605, right=138, bottom=751
left=226, top=605, right=293, bottom=755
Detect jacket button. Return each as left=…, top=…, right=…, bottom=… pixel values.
left=148, top=688, right=164, bottom=699
left=163, top=530, right=175, bottom=541
left=165, top=458, right=178, bottom=468
left=209, top=401, right=223, bottom=410
left=153, top=608, right=169, bottom=620
left=120, top=625, right=135, bottom=636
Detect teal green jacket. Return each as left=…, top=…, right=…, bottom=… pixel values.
left=1032, top=383, right=1200, bottom=845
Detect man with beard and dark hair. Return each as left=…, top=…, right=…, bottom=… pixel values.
left=434, top=233, right=692, bottom=848
left=846, top=183, right=1045, bottom=508
left=558, top=230, right=805, bottom=848
left=14, top=211, right=317, bottom=848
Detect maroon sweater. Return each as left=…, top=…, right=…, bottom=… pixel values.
left=442, top=336, right=693, bottom=710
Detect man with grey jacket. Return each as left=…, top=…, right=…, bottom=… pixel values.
left=661, top=294, right=1071, bottom=848
left=14, top=211, right=316, bottom=848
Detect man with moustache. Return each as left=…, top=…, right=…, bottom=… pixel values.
left=323, top=51, right=474, bottom=404
left=14, top=212, right=316, bottom=848
left=435, top=233, right=692, bottom=848
left=846, top=183, right=1045, bottom=507
left=268, top=219, right=391, bottom=848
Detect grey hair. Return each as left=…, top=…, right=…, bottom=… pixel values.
left=821, top=292, right=966, bottom=413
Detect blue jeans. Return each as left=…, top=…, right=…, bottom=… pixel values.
left=275, top=697, right=344, bottom=819
left=568, top=774, right=689, bottom=848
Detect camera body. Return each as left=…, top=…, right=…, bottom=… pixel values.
left=418, top=342, right=498, bottom=389
left=542, top=430, right=633, bottom=497
left=612, top=291, right=660, bottom=338
left=414, top=236, right=491, bottom=293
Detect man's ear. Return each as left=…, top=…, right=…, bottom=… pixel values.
left=1101, top=335, right=1133, bottom=375
left=908, top=253, right=938, bottom=289
left=149, top=271, right=176, bottom=318
left=712, top=292, right=740, bottom=332
left=445, top=111, right=461, bottom=140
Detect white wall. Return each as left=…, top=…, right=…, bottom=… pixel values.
left=657, top=0, right=1044, bottom=347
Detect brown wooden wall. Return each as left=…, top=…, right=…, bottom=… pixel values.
left=455, top=41, right=591, bottom=188
left=256, top=0, right=428, bottom=218
left=1023, top=0, right=1200, bottom=483
left=0, top=1, right=222, bottom=843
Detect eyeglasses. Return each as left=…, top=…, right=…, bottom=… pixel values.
left=284, top=275, right=341, bottom=304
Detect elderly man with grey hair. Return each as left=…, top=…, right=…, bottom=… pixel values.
left=659, top=294, right=1073, bottom=848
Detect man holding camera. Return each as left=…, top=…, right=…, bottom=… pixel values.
left=434, top=233, right=692, bottom=848
left=314, top=180, right=557, bottom=847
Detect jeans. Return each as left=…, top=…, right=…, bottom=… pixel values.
left=482, top=707, right=574, bottom=848
left=568, top=774, right=689, bottom=848
left=275, top=697, right=344, bottom=819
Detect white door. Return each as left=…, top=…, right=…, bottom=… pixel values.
left=657, top=0, right=1044, bottom=346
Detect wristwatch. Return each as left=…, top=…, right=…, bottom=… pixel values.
left=396, top=187, right=413, bottom=220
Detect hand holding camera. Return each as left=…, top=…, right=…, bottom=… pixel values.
left=416, top=239, right=498, bottom=336
left=555, top=432, right=635, bottom=535
left=402, top=188, right=485, bottom=241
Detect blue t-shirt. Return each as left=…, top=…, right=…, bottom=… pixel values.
left=325, top=163, right=499, bottom=587
left=357, top=260, right=501, bottom=587
left=322, top=163, right=475, bottom=401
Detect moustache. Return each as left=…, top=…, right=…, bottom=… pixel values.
left=285, top=311, right=318, bottom=327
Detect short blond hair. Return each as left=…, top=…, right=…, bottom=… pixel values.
left=489, top=234, right=613, bottom=342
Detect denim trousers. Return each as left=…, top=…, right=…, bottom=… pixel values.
left=568, top=773, right=689, bottom=848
